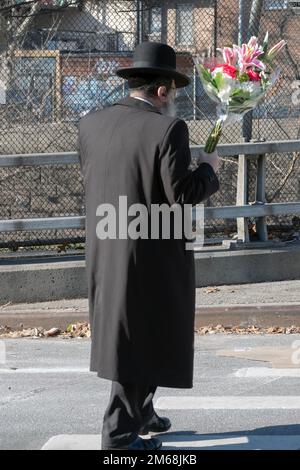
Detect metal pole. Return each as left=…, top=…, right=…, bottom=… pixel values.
left=214, top=0, right=217, bottom=56
left=193, top=64, right=196, bottom=121
left=136, top=0, right=143, bottom=44
left=161, top=2, right=168, bottom=43
left=238, top=0, right=251, bottom=141
left=243, top=0, right=264, bottom=142
left=248, top=0, right=264, bottom=37
left=238, top=0, right=247, bottom=46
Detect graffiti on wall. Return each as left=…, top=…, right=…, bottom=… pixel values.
left=61, top=57, right=128, bottom=120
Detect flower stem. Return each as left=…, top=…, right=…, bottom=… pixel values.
left=204, top=119, right=223, bottom=153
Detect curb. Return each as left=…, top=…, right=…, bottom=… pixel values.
left=1, top=303, right=300, bottom=331
left=1, top=243, right=300, bottom=303
left=195, top=303, right=300, bottom=327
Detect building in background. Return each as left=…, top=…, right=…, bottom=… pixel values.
left=1, top=1, right=299, bottom=124
left=0, top=0, right=299, bottom=254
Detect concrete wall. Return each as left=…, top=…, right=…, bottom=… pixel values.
left=0, top=242, right=299, bottom=303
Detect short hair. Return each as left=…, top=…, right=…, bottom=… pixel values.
left=127, top=74, right=173, bottom=98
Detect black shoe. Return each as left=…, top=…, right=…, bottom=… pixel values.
left=139, top=412, right=171, bottom=435
left=102, top=436, right=162, bottom=451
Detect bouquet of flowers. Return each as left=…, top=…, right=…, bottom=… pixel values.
left=194, top=33, right=286, bottom=153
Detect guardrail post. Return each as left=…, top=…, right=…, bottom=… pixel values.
left=255, top=152, right=268, bottom=241
left=236, top=143, right=250, bottom=243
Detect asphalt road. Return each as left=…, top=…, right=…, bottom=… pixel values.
left=0, top=334, right=300, bottom=450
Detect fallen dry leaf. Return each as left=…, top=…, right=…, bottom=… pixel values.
left=1, top=322, right=300, bottom=339
left=204, top=287, right=220, bottom=294
left=195, top=325, right=300, bottom=335
left=44, top=327, right=61, bottom=337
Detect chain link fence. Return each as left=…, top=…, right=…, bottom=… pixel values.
left=0, top=0, right=299, bottom=255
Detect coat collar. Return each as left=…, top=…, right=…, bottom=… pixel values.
left=113, top=96, right=162, bottom=115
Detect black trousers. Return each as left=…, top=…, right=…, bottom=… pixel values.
left=101, top=380, right=157, bottom=448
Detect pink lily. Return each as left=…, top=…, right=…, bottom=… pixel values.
left=233, top=37, right=265, bottom=73
left=222, top=47, right=238, bottom=66
left=267, top=39, right=286, bottom=59
left=247, top=36, right=259, bottom=49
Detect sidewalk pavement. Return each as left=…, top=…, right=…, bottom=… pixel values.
left=0, top=280, right=299, bottom=330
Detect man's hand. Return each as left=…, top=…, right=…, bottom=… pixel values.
left=197, top=149, right=220, bottom=174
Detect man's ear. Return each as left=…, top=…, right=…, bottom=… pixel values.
left=158, top=85, right=168, bottom=99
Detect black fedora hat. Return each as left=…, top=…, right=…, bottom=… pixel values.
left=114, top=42, right=190, bottom=88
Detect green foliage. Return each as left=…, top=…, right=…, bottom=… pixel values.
left=212, top=71, right=224, bottom=91
left=230, top=88, right=251, bottom=104
left=237, top=72, right=250, bottom=82
left=198, top=65, right=213, bottom=83
left=259, top=30, right=269, bottom=61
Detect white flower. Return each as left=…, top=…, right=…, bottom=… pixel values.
left=240, top=81, right=262, bottom=96
left=218, top=85, right=232, bottom=104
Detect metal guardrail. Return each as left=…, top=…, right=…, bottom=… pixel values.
left=1, top=140, right=300, bottom=247
left=0, top=140, right=299, bottom=167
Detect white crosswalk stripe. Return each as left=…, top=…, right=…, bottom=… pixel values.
left=235, top=367, right=300, bottom=377
left=154, top=396, right=300, bottom=410
left=0, top=367, right=89, bottom=374
left=41, top=434, right=300, bottom=450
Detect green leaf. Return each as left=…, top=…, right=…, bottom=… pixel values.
left=229, top=89, right=251, bottom=104
left=237, top=72, right=250, bottom=82
left=199, top=64, right=213, bottom=84
left=213, top=71, right=224, bottom=91
left=230, top=89, right=250, bottom=99
left=263, top=31, right=269, bottom=54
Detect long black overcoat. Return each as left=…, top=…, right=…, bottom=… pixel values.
left=78, top=96, right=220, bottom=388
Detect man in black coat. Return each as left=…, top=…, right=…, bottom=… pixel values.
left=78, top=42, right=220, bottom=450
